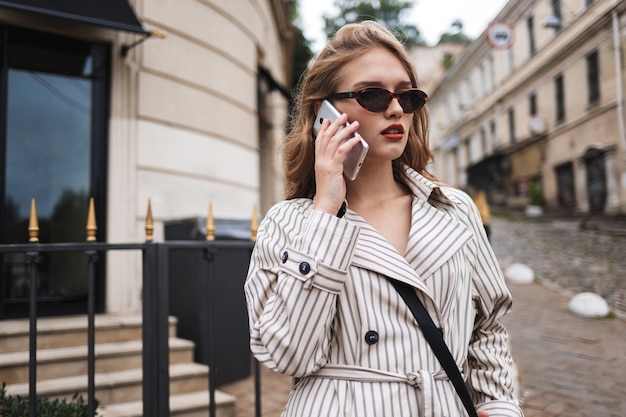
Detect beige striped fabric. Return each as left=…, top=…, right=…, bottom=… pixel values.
left=244, top=164, right=523, bottom=417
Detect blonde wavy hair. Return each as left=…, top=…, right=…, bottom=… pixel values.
left=283, top=20, right=435, bottom=199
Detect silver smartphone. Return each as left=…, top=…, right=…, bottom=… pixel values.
left=313, top=100, right=369, bottom=181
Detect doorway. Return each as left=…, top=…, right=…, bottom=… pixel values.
left=584, top=148, right=607, bottom=213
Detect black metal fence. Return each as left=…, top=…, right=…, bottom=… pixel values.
left=0, top=239, right=260, bottom=417
left=0, top=200, right=263, bottom=417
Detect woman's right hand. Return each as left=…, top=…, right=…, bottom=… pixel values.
left=312, top=113, right=360, bottom=216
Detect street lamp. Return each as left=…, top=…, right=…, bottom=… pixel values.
left=543, top=15, right=562, bottom=29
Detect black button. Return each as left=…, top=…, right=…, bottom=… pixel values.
left=336, top=201, right=347, bottom=218
left=364, top=330, right=379, bottom=345
left=299, top=262, right=311, bottom=274
left=281, top=251, right=288, bottom=263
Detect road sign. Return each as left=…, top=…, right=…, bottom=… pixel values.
left=487, top=22, right=514, bottom=50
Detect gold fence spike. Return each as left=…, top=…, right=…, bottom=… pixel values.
left=28, top=199, right=39, bottom=243
left=145, top=199, right=154, bottom=242
left=250, top=204, right=258, bottom=242
left=86, top=198, right=97, bottom=242
left=206, top=202, right=215, bottom=241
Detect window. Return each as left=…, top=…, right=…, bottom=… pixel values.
left=480, top=127, right=487, bottom=155
left=529, top=93, right=537, bottom=116
left=487, top=54, right=495, bottom=91
left=455, top=87, right=463, bottom=115
left=478, top=63, right=486, bottom=97
left=464, top=77, right=474, bottom=107
left=552, top=0, right=562, bottom=19
left=586, top=50, right=600, bottom=105
left=0, top=25, right=109, bottom=318
left=555, top=74, right=565, bottom=123
left=527, top=16, right=536, bottom=55
left=508, top=107, right=516, bottom=143
left=551, top=0, right=562, bottom=29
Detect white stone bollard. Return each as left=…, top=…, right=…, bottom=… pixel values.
left=568, top=292, right=610, bottom=318
left=504, top=263, right=535, bottom=284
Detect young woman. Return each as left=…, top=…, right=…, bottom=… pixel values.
left=244, top=20, right=523, bottom=417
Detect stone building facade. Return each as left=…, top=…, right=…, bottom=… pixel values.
left=0, top=0, right=294, bottom=317
left=428, top=0, right=626, bottom=215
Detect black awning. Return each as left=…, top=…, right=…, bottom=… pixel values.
left=0, top=0, right=149, bottom=35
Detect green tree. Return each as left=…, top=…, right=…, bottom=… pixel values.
left=322, top=0, right=425, bottom=47
left=437, top=19, right=471, bottom=44
left=438, top=32, right=471, bottom=44
left=291, top=26, right=314, bottom=90
left=290, top=2, right=314, bottom=90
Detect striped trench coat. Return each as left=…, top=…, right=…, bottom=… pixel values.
left=244, top=164, right=523, bottom=417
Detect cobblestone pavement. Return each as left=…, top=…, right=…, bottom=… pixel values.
left=492, top=214, right=626, bottom=417
left=220, top=214, right=626, bottom=417
left=490, top=213, right=626, bottom=316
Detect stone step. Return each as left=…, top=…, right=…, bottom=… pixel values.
left=0, top=314, right=176, bottom=352
left=4, top=362, right=209, bottom=405
left=0, top=313, right=238, bottom=416
left=100, top=390, right=236, bottom=417
left=0, top=338, right=194, bottom=384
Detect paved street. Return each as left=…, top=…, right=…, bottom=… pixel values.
left=221, top=213, right=626, bottom=417
left=503, top=281, right=626, bottom=417
left=491, top=214, right=626, bottom=417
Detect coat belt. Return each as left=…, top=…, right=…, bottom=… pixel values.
left=306, top=363, right=448, bottom=386
left=305, top=364, right=452, bottom=416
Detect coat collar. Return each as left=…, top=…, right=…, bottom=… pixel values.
left=347, top=164, right=473, bottom=296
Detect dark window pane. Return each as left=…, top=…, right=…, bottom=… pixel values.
left=508, top=107, right=515, bottom=143
left=529, top=93, right=537, bottom=116
left=6, top=70, right=91, bottom=224
left=3, top=62, right=91, bottom=302
left=555, top=74, right=565, bottom=122
left=527, top=16, right=536, bottom=54
left=587, top=50, right=600, bottom=104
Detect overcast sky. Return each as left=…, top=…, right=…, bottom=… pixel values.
left=298, top=0, right=510, bottom=52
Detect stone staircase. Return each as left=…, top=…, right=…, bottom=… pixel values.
left=0, top=314, right=236, bottom=416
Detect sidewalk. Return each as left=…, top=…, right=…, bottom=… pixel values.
left=219, top=361, right=291, bottom=417
left=503, top=281, right=626, bottom=417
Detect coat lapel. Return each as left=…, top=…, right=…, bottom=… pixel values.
left=347, top=210, right=433, bottom=297
left=400, top=165, right=474, bottom=281
left=347, top=165, right=473, bottom=300
left=404, top=196, right=473, bottom=280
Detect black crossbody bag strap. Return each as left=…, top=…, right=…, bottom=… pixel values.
left=390, top=279, right=479, bottom=417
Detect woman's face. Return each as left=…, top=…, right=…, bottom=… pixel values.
left=332, top=47, right=414, bottom=164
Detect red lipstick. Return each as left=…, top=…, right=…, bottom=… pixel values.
left=381, top=124, right=405, bottom=140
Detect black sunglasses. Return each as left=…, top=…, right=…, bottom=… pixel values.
left=331, top=87, right=428, bottom=114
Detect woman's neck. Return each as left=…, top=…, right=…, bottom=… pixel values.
left=345, top=162, right=408, bottom=207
